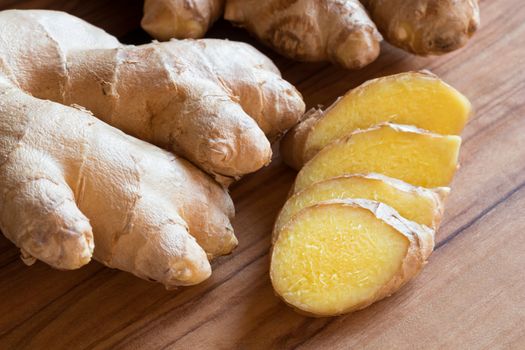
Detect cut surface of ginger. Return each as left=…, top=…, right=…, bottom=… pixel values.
left=303, top=71, right=471, bottom=160
left=294, top=123, right=461, bottom=193
left=271, top=200, right=424, bottom=316
left=274, top=174, right=447, bottom=240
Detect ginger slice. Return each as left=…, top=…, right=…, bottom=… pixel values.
left=281, top=71, right=471, bottom=168
left=293, top=123, right=461, bottom=192
left=274, top=174, right=448, bottom=240
left=270, top=199, right=434, bottom=316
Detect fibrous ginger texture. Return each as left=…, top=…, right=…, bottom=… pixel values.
left=270, top=199, right=434, bottom=316
left=281, top=71, right=471, bottom=169
left=273, top=173, right=448, bottom=240
left=293, top=123, right=461, bottom=193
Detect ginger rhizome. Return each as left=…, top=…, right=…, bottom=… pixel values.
left=0, top=9, right=304, bottom=287
left=142, top=0, right=225, bottom=40
left=0, top=77, right=235, bottom=286
left=225, top=0, right=381, bottom=69
left=0, top=9, right=304, bottom=184
left=142, top=0, right=480, bottom=69
left=362, top=0, right=480, bottom=55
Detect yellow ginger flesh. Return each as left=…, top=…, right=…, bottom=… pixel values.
left=271, top=204, right=408, bottom=316
left=274, top=174, right=446, bottom=238
left=304, top=72, right=471, bottom=160
left=294, top=124, right=461, bottom=192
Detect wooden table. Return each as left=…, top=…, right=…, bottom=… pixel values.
left=1, top=1, right=524, bottom=349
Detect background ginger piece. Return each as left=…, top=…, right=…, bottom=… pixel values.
left=142, top=0, right=225, bottom=40
left=362, top=0, right=480, bottom=55
left=273, top=174, right=448, bottom=240
left=224, top=0, right=382, bottom=69
left=270, top=199, right=434, bottom=316
left=281, top=71, right=471, bottom=169
left=293, top=124, right=461, bottom=193
left=0, top=10, right=305, bottom=183
left=141, top=1, right=479, bottom=66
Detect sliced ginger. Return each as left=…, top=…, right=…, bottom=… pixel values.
left=293, top=123, right=461, bottom=193
left=304, top=71, right=470, bottom=160
left=274, top=174, right=448, bottom=240
left=270, top=199, right=434, bottom=316
left=281, top=71, right=471, bottom=168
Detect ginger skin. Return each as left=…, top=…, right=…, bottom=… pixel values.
left=0, top=76, right=235, bottom=286
left=362, top=0, right=480, bottom=55
left=142, top=0, right=225, bottom=40
left=225, top=0, right=382, bottom=69
left=0, top=10, right=304, bottom=287
left=0, top=10, right=304, bottom=183
left=141, top=0, right=479, bottom=68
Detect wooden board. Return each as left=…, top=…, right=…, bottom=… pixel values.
left=1, top=0, right=524, bottom=348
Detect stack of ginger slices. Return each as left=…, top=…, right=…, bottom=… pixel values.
left=271, top=71, right=471, bottom=316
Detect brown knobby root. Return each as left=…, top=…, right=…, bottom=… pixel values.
left=225, top=0, right=382, bottom=69
left=362, top=0, right=480, bottom=55
left=142, top=0, right=225, bottom=40
left=0, top=9, right=305, bottom=287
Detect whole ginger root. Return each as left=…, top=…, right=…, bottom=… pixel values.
left=0, top=9, right=304, bottom=287
left=142, top=0, right=480, bottom=68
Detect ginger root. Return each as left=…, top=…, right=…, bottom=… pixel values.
left=0, top=76, right=235, bottom=286
left=273, top=174, right=448, bottom=240
left=142, top=1, right=479, bottom=68
left=362, top=0, right=480, bottom=55
left=0, top=9, right=304, bottom=287
left=270, top=199, right=434, bottom=316
left=142, top=0, right=225, bottom=40
left=281, top=71, right=471, bottom=169
left=293, top=123, right=461, bottom=193
left=0, top=9, right=304, bottom=184
left=224, top=0, right=382, bottom=69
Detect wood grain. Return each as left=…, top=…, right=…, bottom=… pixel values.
left=0, top=0, right=524, bottom=349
